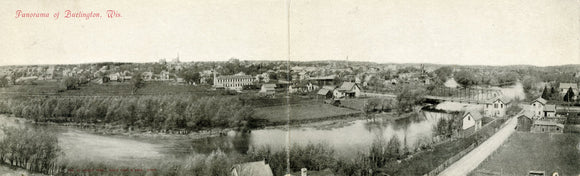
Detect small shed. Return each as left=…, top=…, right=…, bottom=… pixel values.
left=317, top=88, right=333, bottom=99
left=517, top=110, right=535, bottom=132
left=462, top=110, right=483, bottom=130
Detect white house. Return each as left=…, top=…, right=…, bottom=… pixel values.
left=484, top=96, right=511, bottom=118
left=531, top=97, right=547, bottom=118
left=462, top=110, right=483, bottom=130
left=530, top=97, right=557, bottom=119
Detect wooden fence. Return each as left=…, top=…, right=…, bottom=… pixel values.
left=423, top=116, right=510, bottom=176
left=423, top=143, right=477, bottom=176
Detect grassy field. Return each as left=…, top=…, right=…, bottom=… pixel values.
left=253, top=102, right=361, bottom=123
left=470, top=132, right=580, bottom=176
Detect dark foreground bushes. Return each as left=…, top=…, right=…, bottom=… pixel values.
left=0, top=127, right=60, bottom=174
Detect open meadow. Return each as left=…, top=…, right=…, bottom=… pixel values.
left=470, top=132, right=580, bottom=176
left=253, top=102, right=361, bottom=123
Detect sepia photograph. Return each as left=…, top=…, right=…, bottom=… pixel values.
left=0, top=0, right=579, bottom=175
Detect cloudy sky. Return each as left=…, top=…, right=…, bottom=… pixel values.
left=0, top=0, right=578, bottom=66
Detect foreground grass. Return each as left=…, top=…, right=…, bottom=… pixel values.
left=254, top=103, right=361, bottom=123
left=470, top=132, right=580, bottom=176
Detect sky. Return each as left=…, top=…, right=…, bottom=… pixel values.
left=0, top=0, right=578, bottom=66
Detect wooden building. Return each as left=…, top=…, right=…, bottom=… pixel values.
left=531, top=120, right=564, bottom=133
left=517, top=110, right=535, bottom=132
left=462, top=110, right=483, bottom=130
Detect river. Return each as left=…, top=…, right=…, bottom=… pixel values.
left=0, top=111, right=452, bottom=163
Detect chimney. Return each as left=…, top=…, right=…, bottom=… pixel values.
left=301, top=168, right=307, bottom=176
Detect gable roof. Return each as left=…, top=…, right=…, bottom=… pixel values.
left=232, top=160, right=274, bottom=176
left=532, top=97, right=547, bottom=105
left=317, top=88, right=331, bottom=95
left=559, top=83, right=578, bottom=90
left=487, top=96, right=511, bottom=104
left=463, top=110, right=483, bottom=121
left=338, top=82, right=361, bottom=92
left=519, top=110, right=535, bottom=119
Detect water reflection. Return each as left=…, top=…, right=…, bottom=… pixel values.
left=173, top=111, right=452, bottom=158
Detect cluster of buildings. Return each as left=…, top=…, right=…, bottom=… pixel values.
left=517, top=97, right=565, bottom=133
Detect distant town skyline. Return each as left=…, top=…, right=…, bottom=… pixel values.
left=1, top=0, right=578, bottom=66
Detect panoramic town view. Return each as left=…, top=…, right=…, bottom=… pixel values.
left=1, top=0, right=579, bottom=176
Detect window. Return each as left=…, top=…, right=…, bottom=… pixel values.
left=494, top=104, right=498, bottom=108
left=501, top=104, right=503, bottom=108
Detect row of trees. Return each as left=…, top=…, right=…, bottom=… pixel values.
left=245, top=135, right=425, bottom=176
left=0, top=127, right=61, bottom=174
left=2, top=95, right=257, bottom=132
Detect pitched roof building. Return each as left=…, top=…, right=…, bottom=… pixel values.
left=231, top=160, right=274, bottom=176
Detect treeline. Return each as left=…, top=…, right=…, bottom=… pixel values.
left=0, top=95, right=258, bottom=132
left=0, top=127, right=60, bottom=174
left=246, top=136, right=423, bottom=176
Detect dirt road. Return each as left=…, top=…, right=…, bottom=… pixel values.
left=438, top=114, right=518, bottom=176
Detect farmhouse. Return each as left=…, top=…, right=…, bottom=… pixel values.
left=213, top=73, right=254, bottom=90
left=530, top=97, right=557, bottom=119
left=462, top=110, right=483, bottom=130
left=231, top=160, right=274, bottom=176
left=483, top=96, right=510, bottom=118
left=337, top=82, right=363, bottom=98
left=531, top=120, right=564, bottom=133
